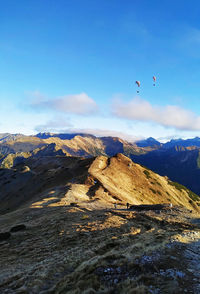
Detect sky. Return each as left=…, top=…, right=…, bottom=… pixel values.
left=1, top=0, right=200, bottom=142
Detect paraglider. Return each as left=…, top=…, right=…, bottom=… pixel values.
left=135, top=80, right=140, bottom=93
left=153, top=76, right=156, bottom=86
left=133, top=76, right=157, bottom=93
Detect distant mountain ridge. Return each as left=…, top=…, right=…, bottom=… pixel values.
left=163, top=137, right=200, bottom=148
left=0, top=133, right=25, bottom=143
left=0, top=132, right=152, bottom=159
left=36, top=132, right=96, bottom=140
left=135, top=137, right=161, bottom=147
left=31, top=133, right=200, bottom=150
left=2, top=132, right=200, bottom=148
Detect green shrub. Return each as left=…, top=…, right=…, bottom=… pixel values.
left=143, top=170, right=151, bottom=179
left=150, top=188, right=156, bottom=194
left=168, top=180, right=184, bottom=192
left=168, top=180, right=199, bottom=201
left=187, top=190, right=199, bottom=201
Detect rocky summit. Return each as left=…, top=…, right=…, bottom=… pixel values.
left=0, top=152, right=200, bottom=293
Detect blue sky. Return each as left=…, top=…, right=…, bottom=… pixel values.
left=1, top=0, right=200, bottom=142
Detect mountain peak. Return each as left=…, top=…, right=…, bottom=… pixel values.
left=135, top=137, right=161, bottom=147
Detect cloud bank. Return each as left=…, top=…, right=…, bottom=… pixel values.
left=61, top=128, right=142, bottom=142
left=112, top=97, right=200, bottom=131
left=34, top=123, right=141, bottom=142
left=31, top=92, right=98, bottom=115
left=35, top=117, right=72, bottom=133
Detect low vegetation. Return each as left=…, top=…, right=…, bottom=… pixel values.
left=143, top=169, right=151, bottom=179
left=168, top=180, right=200, bottom=202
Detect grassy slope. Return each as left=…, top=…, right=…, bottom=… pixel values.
left=0, top=153, right=200, bottom=293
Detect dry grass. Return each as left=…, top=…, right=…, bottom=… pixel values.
left=0, top=201, right=199, bottom=293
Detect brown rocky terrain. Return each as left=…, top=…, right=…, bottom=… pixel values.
left=0, top=153, right=200, bottom=293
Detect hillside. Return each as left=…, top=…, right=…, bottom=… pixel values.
left=0, top=143, right=66, bottom=169
left=0, top=153, right=199, bottom=215
left=0, top=153, right=200, bottom=293
left=0, top=133, right=25, bottom=143
left=131, top=146, right=200, bottom=195
left=0, top=136, right=45, bottom=154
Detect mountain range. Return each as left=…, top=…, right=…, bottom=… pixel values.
left=1, top=132, right=200, bottom=195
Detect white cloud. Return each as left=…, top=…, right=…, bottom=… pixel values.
left=30, top=92, right=98, bottom=115
left=27, top=90, right=47, bottom=104
left=53, top=93, right=98, bottom=115
left=34, top=124, right=141, bottom=142
left=64, top=128, right=142, bottom=142
left=112, top=97, right=200, bottom=131
left=35, top=117, right=72, bottom=133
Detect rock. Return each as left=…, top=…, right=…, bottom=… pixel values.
left=20, top=165, right=30, bottom=173
left=10, top=224, right=26, bottom=232
left=0, top=232, right=11, bottom=241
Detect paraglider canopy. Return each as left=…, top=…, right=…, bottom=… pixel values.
left=135, top=80, right=140, bottom=87
left=135, top=80, right=140, bottom=93
left=153, top=76, right=156, bottom=86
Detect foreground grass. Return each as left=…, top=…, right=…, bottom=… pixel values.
left=1, top=204, right=199, bottom=293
